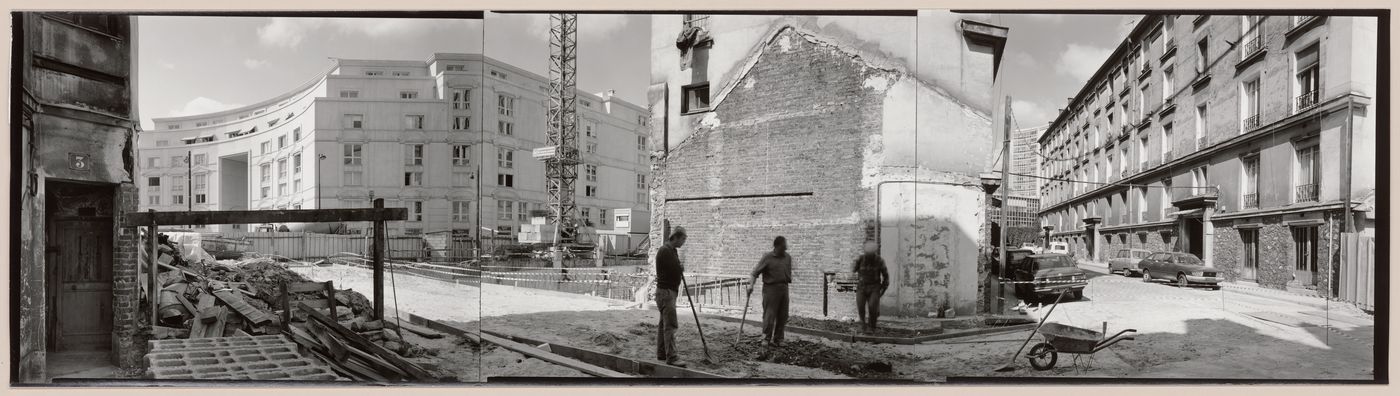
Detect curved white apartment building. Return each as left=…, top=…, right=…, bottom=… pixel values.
left=136, top=53, right=651, bottom=238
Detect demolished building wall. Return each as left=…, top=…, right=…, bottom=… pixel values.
left=648, top=13, right=1006, bottom=318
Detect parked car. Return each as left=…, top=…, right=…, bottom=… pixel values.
left=1019, top=243, right=1043, bottom=254
left=1107, top=248, right=1153, bottom=276
left=1139, top=252, right=1221, bottom=289
left=991, top=248, right=1039, bottom=278
left=1047, top=242, right=1071, bottom=255
left=1009, top=253, right=1088, bottom=302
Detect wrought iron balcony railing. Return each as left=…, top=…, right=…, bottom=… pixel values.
left=1295, top=183, right=1319, bottom=202
left=1296, top=90, right=1320, bottom=113
left=1243, top=114, right=1261, bottom=130
left=1243, top=193, right=1259, bottom=209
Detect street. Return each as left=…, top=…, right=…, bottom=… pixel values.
left=909, top=264, right=1375, bottom=379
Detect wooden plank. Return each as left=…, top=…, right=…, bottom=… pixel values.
left=122, top=207, right=407, bottom=227
left=385, top=321, right=445, bottom=339
left=208, top=307, right=231, bottom=337
left=212, top=289, right=276, bottom=325
left=477, top=332, right=632, bottom=378
left=287, top=282, right=332, bottom=293
left=373, top=199, right=386, bottom=320
left=189, top=294, right=216, bottom=338
left=298, top=302, right=436, bottom=381
left=405, top=313, right=481, bottom=344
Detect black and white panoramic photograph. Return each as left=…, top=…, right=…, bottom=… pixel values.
left=5, top=2, right=1388, bottom=391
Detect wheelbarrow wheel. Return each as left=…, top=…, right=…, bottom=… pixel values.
left=1027, top=342, right=1057, bottom=371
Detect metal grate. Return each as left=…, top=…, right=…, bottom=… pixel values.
left=1295, top=184, right=1319, bottom=202
left=1243, top=193, right=1259, bottom=209
left=1296, top=90, right=1320, bottom=112
left=1243, top=114, right=1261, bottom=130
left=1241, top=33, right=1264, bottom=58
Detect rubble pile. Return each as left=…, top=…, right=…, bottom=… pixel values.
left=141, top=232, right=448, bottom=381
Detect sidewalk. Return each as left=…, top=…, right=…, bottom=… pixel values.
left=1075, top=258, right=1371, bottom=319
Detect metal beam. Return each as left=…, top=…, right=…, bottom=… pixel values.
left=121, top=207, right=406, bottom=227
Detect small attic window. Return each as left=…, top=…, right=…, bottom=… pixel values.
left=680, top=82, right=711, bottom=115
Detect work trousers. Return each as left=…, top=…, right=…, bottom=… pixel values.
left=856, top=286, right=884, bottom=329
left=761, top=283, right=790, bottom=343
left=655, top=288, right=679, bottom=361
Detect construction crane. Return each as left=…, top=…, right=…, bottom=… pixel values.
left=532, top=13, right=580, bottom=266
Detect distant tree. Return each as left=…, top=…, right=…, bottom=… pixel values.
left=1006, top=226, right=1043, bottom=247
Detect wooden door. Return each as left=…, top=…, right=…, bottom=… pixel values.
left=48, top=218, right=114, bottom=351
left=1292, top=226, right=1319, bottom=287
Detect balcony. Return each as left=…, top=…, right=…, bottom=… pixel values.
left=1243, top=193, right=1259, bottom=209
left=1296, top=90, right=1320, bottom=113
left=1121, top=168, right=1133, bottom=178
left=1243, top=114, right=1261, bottom=130
left=1197, top=136, right=1207, bottom=150
left=1240, top=33, right=1265, bottom=60
left=1296, top=184, right=1319, bottom=202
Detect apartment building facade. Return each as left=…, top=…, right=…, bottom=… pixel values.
left=136, top=54, right=650, bottom=240
left=1036, top=15, right=1377, bottom=294
left=1011, top=124, right=1047, bottom=198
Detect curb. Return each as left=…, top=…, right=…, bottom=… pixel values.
left=701, top=314, right=1037, bottom=345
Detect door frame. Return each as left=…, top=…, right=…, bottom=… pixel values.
left=43, top=180, right=117, bottom=353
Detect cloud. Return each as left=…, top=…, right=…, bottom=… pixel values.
left=1008, top=51, right=1036, bottom=68
left=242, top=59, right=269, bottom=69
left=159, top=60, right=176, bottom=70
left=524, top=14, right=632, bottom=42
left=1013, top=99, right=1057, bottom=128
left=257, top=17, right=470, bottom=48
left=172, top=97, right=243, bottom=117
left=1054, top=43, right=1113, bottom=84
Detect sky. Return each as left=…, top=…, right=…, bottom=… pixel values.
left=994, top=13, right=1141, bottom=131
left=136, top=13, right=1128, bottom=132
left=135, top=14, right=649, bottom=131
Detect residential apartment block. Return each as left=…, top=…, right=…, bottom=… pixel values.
left=1036, top=15, right=1376, bottom=294
left=136, top=54, right=650, bottom=240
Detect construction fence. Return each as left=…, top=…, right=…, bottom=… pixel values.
left=212, top=231, right=435, bottom=261
left=1337, top=233, right=1375, bottom=311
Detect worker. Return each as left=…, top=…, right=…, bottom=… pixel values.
left=654, top=226, right=688, bottom=367
left=748, top=236, right=792, bottom=347
left=852, top=240, right=889, bottom=333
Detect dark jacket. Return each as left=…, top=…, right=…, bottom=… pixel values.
left=656, top=243, right=683, bottom=291
left=751, top=252, right=793, bottom=285
left=853, top=253, right=889, bottom=289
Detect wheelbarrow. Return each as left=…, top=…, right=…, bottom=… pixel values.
left=1025, top=323, right=1136, bottom=370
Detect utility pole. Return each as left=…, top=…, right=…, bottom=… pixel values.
left=998, top=96, right=1012, bottom=314
left=187, top=151, right=193, bottom=211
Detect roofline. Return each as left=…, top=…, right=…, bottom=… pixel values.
left=1038, top=15, right=1163, bottom=145
left=151, top=61, right=337, bottom=123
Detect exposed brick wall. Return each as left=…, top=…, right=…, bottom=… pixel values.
left=656, top=29, right=881, bottom=318
left=112, top=183, right=143, bottom=368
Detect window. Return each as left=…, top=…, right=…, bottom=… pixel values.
left=365, top=70, right=384, bottom=76
left=194, top=174, right=207, bottom=191
left=445, top=64, right=465, bottom=71
left=1295, top=143, right=1320, bottom=202
left=1195, top=38, right=1209, bottom=74
left=404, top=115, right=425, bottom=129
left=498, top=149, right=513, bottom=168
left=340, top=90, right=360, bottom=98
left=1242, top=154, right=1260, bottom=208
left=1160, top=178, right=1173, bottom=218
left=586, top=143, right=597, bottom=154
left=586, top=185, right=598, bottom=197
left=1119, top=146, right=1129, bottom=173
left=344, top=144, right=363, bottom=165
left=581, top=208, right=591, bottom=222
left=260, top=186, right=270, bottom=198
left=498, top=95, right=515, bottom=116
left=518, top=202, right=529, bottom=222
left=441, top=145, right=470, bottom=167
left=393, top=71, right=411, bottom=77
left=344, top=170, right=363, bottom=186
left=261, top=141, right=271, bottom=154
left=497, top=173, right=514, bottom=187
left=1138, top=135, right=1149, bottom=169
left=454, top=116, right=470, bottom=131
left=681, top=82, right=711, bottom=113
left=172, top=195, right=184, bottom=205
left=1293, top=226, right=1319, bottom=281
left=497, top=200, right=515, bottom=221
left=452, top=89, right=470, bottom=110
left=344, top=114, right=364, bottom=129
left=637, top=136, right=647, bottom=150
left=1241, top=229, right=1259, bottom=279
left=147, top=177, right=161, bottom=189
left=404, top=172, right=423, bottom=186
left=195, top=121, right=208, bottom=127
left=278, top=183, right=287, bottom=196
left=400, top=90, right=419, bottom=99
left=195, top=194, right=206, bottom=204
left=147, top=157, right=162, bottom=168
left=1241, top=16, right=1264, bottom=58
left=294, top=179, right=301, bottom=192
left=278, top=135, right=287, bottom=148
left=1161, top=123, right=1174, bottom=161
left=490, top=70, right=510, bottom=80
left=293, top=127, right=302, bottom=141
left=1162, top=66, right=1175, bottom=100
left=408, top=201, right=423, bottom=221
left=453, top=171, right=472, bottom=186
left=586, top=164, right=598, bottom=181
left=156, top=140, right=169, bottom=147
left=585, top=123, right=595, bottom=138
left=260, top=163, right=271, bottom=183
left=1191, top=166, right=1210, bottom=196
left=277, top=159, right=287, bottom=180
left=1295, top=45, right=1320, bottom=112
left=498, top=120, right=514, bottom=135
left=1194, top=104, right=1208, bottom=150
left=293, top=153, right=302, bottom=173
left=148, top=195, right=161, bottom=205
left=405, top=144, right=424, bottom=166
left=1163, top=15, right=1176, bottom=47
left=637, top=174, right=647, bottom=189
left=168, top=124, right=181, bottom=130
left=443, top=201, right=469, bottom=222
left=1241, top=78, right=1261, bottom=132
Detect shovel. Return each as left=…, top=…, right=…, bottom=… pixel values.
left=994, top=288, right=1067, bottom=372
left=679, top=275, right=714, bottom=364
left=738, top=287, right=754, bottom=338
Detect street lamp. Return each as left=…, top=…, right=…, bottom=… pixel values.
left=317, top=154, right=327, bottom=209
left=1042, top=225, right=1054, bottom=250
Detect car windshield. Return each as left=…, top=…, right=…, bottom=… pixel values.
left=1177, top=254, right=1203, bottom=265
left=1037, top=256, right=1076, bottom=269
left=1133, top=251, right=1149, bottom=259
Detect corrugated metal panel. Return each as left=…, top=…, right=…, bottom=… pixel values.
left=1339, top=233, right=1374, bottom=310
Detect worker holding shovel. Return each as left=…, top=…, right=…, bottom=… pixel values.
left=654, top=227, right=688, bottom=367
left=747, top=236, right=793, bottom=348
left=853, top=240, right=889, bottom=334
